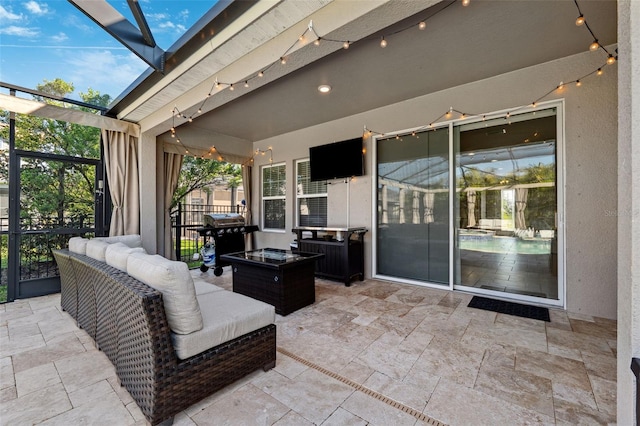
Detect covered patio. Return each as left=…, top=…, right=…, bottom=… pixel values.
left=1, top=269, right=616, bottom=425
left=1, top=0, right=639, bottom=424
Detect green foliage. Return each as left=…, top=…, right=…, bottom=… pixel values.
left=0, top=78, right=110, bottom=222
left=172, top=157, right=241, bottom=209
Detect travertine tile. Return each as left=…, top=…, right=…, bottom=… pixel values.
left=407, top=336, right=485, bottom=388
left=191, top=384, right=290, bottom=426
left=384, top=288, right=426, bottom=306
left=15, top=362, right=61, bottom=397
left=68, top=379, right=113, bottom=407
left=0, top=356, right=15, bottom=390
left=0, top=385, right=17, bottom=402
left=11, top=332, right=85, bottom=373
left=55, top=350, right=116, bottom=393
left=322, top=407, right=367, bottom=425
left=590, top=376, right=616, bottom=416
left=356, top=332, right=422, bottom=380
left=38, top=314, right=85, bottom=342
left=569, top=317, right=617, bottom=340
left=426, top=378, right=555, bottom=425
left=581, top=351, right=616, bottom=382
left=0, top=333, right=45, bottom=358
left=273, top=353, right=309, bottom=380
left=364, top=371, right=432, bottom=412
left=256, top=368, right=354, bottom=424
left=341, top=390, right=418, bottom=426
left=0, top=382, right=72, bottom=425
left=552, top=382, right=598, bottom=411
left=39, top=389, right=135, bottom=425
left=474, top=363, right=554, bottom=417
left=554, top=398, right=615, bottom=425
left=546, top=326, right=613, bottom=356
left=338, top=360, right=374, bottom=384
left=462, top=319, right=548, bottom=352
left=515, top=348, right=592, bottom=391
left=272, top=410, right=315, bottom=426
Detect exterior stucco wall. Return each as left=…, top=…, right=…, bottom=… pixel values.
left=252, top=48, right=618, bottom=319
left=617, top=0, right=639, bottom=424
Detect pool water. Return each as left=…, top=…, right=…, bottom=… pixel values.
left=458, top=236, right=551, bottom=255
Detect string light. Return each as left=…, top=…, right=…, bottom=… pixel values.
left=172, top=0, right=615, bottom=156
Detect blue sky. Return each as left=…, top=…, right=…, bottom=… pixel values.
left=0, top=1, right=215, bottom=103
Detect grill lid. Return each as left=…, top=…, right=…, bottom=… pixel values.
left=203, top=213, right=245, bottom=228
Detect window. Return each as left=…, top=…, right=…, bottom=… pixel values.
left=296, top=160, right=327, bottom=227
left=262, top=163, right=286, bottom=230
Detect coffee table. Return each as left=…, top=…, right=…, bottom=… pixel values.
left=220, top=248, right=324, bottom=315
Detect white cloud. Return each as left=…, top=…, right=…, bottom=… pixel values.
left=23, top=1, right=49, bottom=16
left=158, top=21, right=176, bottom=30
left=0, top=25, right=38, bottom=37
left=147, top=13, right=168, bottom=20
left=66, top=50, right=148, bottom=97
left=0, top=5, right=23, bottom=20
left=50, top=32, right=68, bottom=43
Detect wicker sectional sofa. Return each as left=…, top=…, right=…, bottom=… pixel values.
left=53, top=235, right=276, bottom=425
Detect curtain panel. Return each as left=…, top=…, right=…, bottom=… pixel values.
left=102, top=129, right=140, bottom=236
left=164, top=152, right=184, bottom=259
left=242, top=165, right=253, bottom=251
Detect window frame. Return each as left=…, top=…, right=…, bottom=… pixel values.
left=261, top=162, right=287, bottom=232
left=295, top=159, right=328, bottom=227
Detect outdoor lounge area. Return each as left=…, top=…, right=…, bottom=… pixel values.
left=1, top=0, right=639, bottom=423
left=1, top=268, right=617, bottom=425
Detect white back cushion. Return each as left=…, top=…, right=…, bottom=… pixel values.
left=127, top=252, right=203, bottom=334
left=95, top=234, right=142, bottom=248
left=105, top=242, right=146, bottom=272
left=85, top=239, right=111, bottom=262
left=68, top=237, right=88, bottom=255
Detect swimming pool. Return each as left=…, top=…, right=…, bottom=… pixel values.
left=458, top=235, right=551, bottom=255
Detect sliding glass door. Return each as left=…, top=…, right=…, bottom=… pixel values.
left=376, top=128, right=449, bottom=284
left=374, top=104, right=562, bottom=305
left=454, top=109, right=560, bottom=301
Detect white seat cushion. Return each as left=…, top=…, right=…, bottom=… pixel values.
left=171, top=291, right=275, bottom=360
left=193, top=278, right=224, bottom=295
left=85, top=239, right=111, bottom=262
left=104, top=242, right=146, bottom=272
left=95, top=234, right=143, bottom=248
left=68, top=237, right=88, bottom=255
left=127, top=252, right=203, bottom=335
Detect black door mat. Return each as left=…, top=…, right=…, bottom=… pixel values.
left=468, top=296, right=550, bottom=322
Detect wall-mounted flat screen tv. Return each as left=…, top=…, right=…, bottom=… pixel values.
left=309, top=137, right=364, bottom=182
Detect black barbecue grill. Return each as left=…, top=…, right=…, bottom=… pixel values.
left=196, top=213, right=259, bottom=276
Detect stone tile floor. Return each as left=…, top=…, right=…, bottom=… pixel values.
left=0, top=269, right=617, bottom=425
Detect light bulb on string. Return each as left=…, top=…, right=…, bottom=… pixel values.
left=258, top=71, right=264, bottom=77
left=575, top=15, right=585, bottom=26
left=314, top=38, right=320, bottom=46
left=229, top=84, right=234, bottom=91
left=280, top=56, right=287, bottom=64
left=607, top=55, right=616, bottom=65
left=418, top=21, right=426, bottom=30
left=576, top=80, right=582, bottom=87
left=380, top=37, right=387, bottom=48
left=589, top=40, right=599, bottom=51
left=343, top=41, right=350, bottom=49
left=462, top=0, right=470, bottom=6
left=244, top=81, right=249, bottom=88
left=597, top=68, right=603, bottom=76
left=197, top=108, right=202, bottom=114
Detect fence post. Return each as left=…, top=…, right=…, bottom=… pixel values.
left=175, top=202, right=182, bottom=261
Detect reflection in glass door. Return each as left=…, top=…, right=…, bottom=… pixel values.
left=376, top=128, right=449, bottom=284
left=454, top=109, right=559, bottom=300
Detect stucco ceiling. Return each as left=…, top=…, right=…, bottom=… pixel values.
left=111, top=0, right=617, bottom=146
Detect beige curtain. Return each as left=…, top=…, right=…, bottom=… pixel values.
left=467, top=190, right=477, bottom=228
left=423, top=192, right=435, bottom=224
left=242, top=165, right=254, bottom=251
left=102, top=130, right=140, bottom=236
left=164, top=153, right=184, bottom=259
left=515, top=188, right=528, bottom=230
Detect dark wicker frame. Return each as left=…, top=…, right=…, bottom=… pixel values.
left=53, top=249, right=276, bottom=425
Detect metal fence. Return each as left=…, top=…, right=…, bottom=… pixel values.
left=171, top=203, right=243, bottom=265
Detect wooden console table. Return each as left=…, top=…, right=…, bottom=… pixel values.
left=292, top=226, right=367, bottom=286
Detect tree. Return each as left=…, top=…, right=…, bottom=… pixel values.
left=0, top=78, right=111, bottom=225
left=171, top=157, right=242, bottom=210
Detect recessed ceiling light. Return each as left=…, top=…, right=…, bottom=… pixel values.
left=318, top=84, right=331, bottom=93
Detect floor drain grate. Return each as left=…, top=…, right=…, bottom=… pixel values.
left=276, top=347, right=447, bottom=426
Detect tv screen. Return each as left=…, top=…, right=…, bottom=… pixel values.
left=309, top=137, right=364, bottom=182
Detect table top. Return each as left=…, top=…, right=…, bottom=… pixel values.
left=220, top=248, right=324, bottom=268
